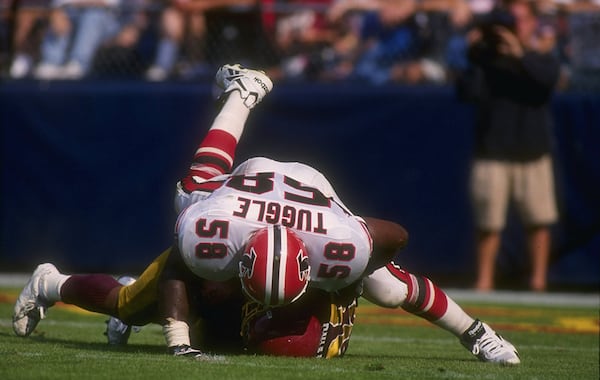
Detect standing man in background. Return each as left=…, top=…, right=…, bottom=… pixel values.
left=457, top=0, right=561, bottom=292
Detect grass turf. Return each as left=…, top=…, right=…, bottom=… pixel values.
left=0, top=288, right=598, bottom=380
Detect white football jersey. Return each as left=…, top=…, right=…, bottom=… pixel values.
left=175, top=157, right=373, bottom=292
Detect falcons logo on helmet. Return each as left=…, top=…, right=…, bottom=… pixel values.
left=297, top=251, right=310, bottom=282
left=240, top=248, right=257, bottom=279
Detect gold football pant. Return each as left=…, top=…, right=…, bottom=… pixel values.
left=116, top=249, right=171, bottom=325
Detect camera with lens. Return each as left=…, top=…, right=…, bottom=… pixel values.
left=474, top=8, right=516, bottom=54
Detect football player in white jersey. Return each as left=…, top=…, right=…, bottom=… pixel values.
left=13, top=64, right=520, bottom=364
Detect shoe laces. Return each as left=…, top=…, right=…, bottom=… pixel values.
left=472, top=330, right=504, bottom=357
left=14, top=301, right=35, bottom=320
left=15, top=301, right=46, bottom=321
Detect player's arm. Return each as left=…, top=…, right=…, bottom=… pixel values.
left=157, top=244, right=203, bottom=357
left=363, top=217, right=409, bottom=271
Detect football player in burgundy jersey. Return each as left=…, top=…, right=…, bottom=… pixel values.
left=13, top=64, right=519, bottom=364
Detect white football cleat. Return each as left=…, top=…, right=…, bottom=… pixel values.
left=104, top=276, right=141, bottom=345
left=214, top=63, right=273, bottom=109
left=13, top=263, right=59, bottom=337
left=460, top=319, right=521, bottom=365
left=105, top=316, right=133, bottom=345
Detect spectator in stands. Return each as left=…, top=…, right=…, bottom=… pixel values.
left=325, top=0, right=433, bottom=85
left=303, top=0, right=364, bottom=82
left=268, top=0, right=338, bottom=81
left=441, top=0, right=498, bottom=79
left=146, top=0, right=276, bottom=81
left=471, top=0, right=497, bottom=13
left=203, top=0, right=277, bottom=68
left=145, top=0, right=207, bottom=81
left=33, top=0, right=146, bottom=80
left=456, top=0, right=561, bottom=292
left=0, top=0, right=8, bottom=70
left=89, top=0, right=151, bottom=78
left=444, top=0, right=475, bottom=80
left=6, top=1, right=52, bottom=79
left=561, top=0, right=600, bottom=90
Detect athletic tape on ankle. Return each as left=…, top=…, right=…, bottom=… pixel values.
left=163, top=318, right=190, bottom=347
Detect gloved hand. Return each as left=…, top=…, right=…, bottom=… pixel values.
left=169, top=344, right=204, bottom=358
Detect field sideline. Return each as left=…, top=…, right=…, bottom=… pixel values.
left=0, top=273, right=598, bottom=380
left=1, top=273, right=598, bottom=306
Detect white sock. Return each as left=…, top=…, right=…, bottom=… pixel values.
left=432, top=297, right=475, bottom=337
left=210, top=92, right=251, bottom=141
left=42, top=272, right=71, bottom=303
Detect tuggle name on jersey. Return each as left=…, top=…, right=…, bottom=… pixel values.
left=233, top=196, right=328, bottom=234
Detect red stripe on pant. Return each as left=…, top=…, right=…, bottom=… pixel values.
left=194, top=129, right=237, bottom=168
left=385, top=262, right=448, bottom=321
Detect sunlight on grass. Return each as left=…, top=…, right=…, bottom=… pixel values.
left=0, top=289, right=598, bottom=380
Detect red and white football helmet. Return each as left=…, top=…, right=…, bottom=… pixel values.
left=239, top=225, right=310, bottom=307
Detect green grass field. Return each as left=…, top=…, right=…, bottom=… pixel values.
left=1, top=287, right=598, bottom=380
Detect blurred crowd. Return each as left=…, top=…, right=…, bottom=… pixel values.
left=0, top=0, right=599, bottom=89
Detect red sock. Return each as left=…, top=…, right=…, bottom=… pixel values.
left=386, top=264, right=448, bottom=321
left=191, top=129, right=238, bottom=178
left=179, top=129, right=238, bottom=193
left=60, top=274, right=121, bottom=314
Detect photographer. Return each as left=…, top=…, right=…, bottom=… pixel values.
left=457, top=0, right=560, bottom=292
